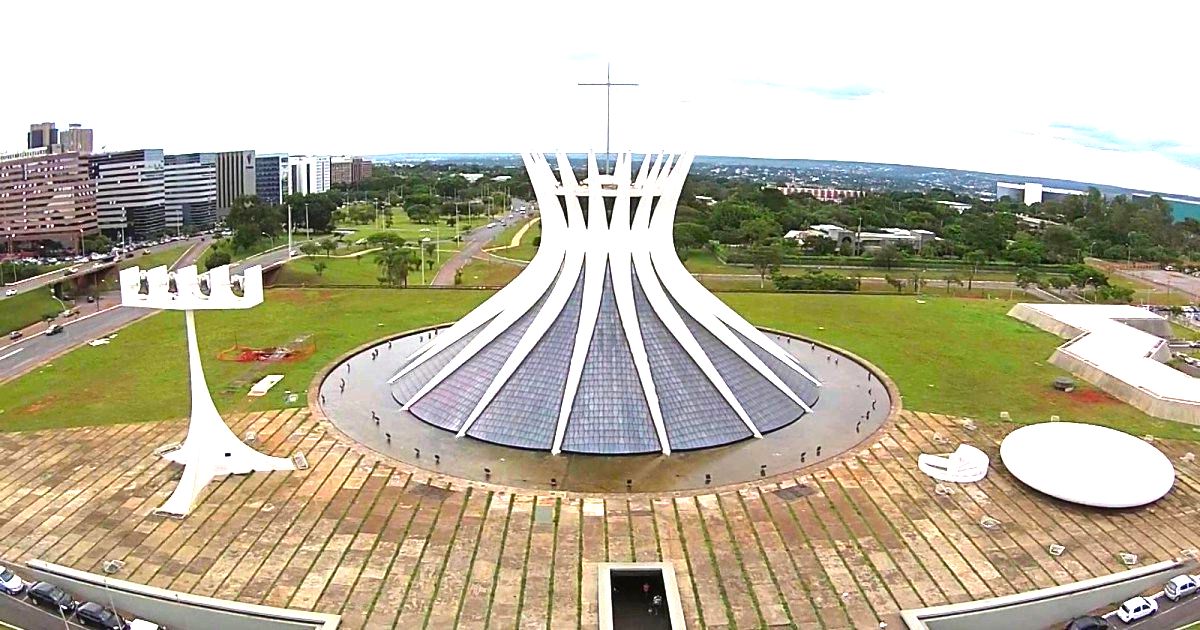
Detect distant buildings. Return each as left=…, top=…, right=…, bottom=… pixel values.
left=330, top=157, right=373, bottom=186
left=935, top=200, right=973, bottom=214
left=255, top=155, right=289, bottom=206
left=0, top=148, right=97, bottom=253
left=289, top=155, right=330, bottom=195
left=791, top=223, right=937, bottom=252
left=996, top=182, right=1086, bottom=206
left=215, top=150, right=256, bottom=216
left=769, top=183, right=867, bottom=202
left=60, top=124, right=94, bottom=155
left=26, top=122, right=58, bottom=150
left=89, top=149, right=166, bottom=242
left=164, top=153, right=218, bottom=231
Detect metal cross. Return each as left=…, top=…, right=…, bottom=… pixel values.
left=578, top=63, right=638, bottom=173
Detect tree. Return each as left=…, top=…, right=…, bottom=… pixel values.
left=1040, top=225, right=1083, bottom=263
left=1005, top=233, right=1043, bottom=266
left=204, top=249, right=231, bottom=271
left=673, top=223, right=711, bottom=252
left=299, top=242, right=320, bottom=257
left=319, top=238, right=337, bottom=256
left=944, top=274, right=963, bottom=295
left=1048, top=276, right=1072, bottom=291
left=83, top=234, right=113, bottom=254
left=365, top=232, right=406, bottom=248
left=1015, top=267, right=1039, bottom=288
left=910, top=272, right=925, bottom=294
left=884, top=274, right=906, bottom=293
left=406, top=204, right=437, bottom=224
left=871, top=244, right=902, bottom=270
left=747, top=242, right=783, bottom=288
left=963, top=250, right=987, bottom=290
left=423, top=240, right=436, bottom=270
left=738, top=216, right=782, bottom=246
left=805, top=235, right=837, bottom=255
left=311, top=260, right=327, bottom=277
left=375, top=245, right=416, bottom=287
left=1067, top=264, right=1109, bottom=289
left=226, top=196, right=282, bottom=249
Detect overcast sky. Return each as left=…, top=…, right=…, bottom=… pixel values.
left=4, top=1, right=1198, bottom=195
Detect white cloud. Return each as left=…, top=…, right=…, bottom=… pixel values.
left=2, top=0, right=1197, bottom=194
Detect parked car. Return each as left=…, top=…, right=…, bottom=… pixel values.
left=1165, top=574, right=1199, bottom=601
left=1063, top=615, right=1109, bottom=630
left=26, top=580, right=76, bottom=613
left=1115, top=596, right=1157, bottom=623
left=76, top=601, right=129, bottom=630
left=8, top=331, right=21, bottom=341
left=128, top=620, right=162, bottom=630
left=46, top=324, right=64, bottom=336
left=0, top=565, right=25, bottom=595
left=66, top=267, right=80, bottom=274
left=4, top=289, right=15, bottom=296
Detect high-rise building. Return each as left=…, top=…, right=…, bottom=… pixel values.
left=254, top=154, right=290, bottom=206
left=164, top=153, right=218, bottom=232
left=331, top=156, right=373, bottom=185
left=0, top=148, right=97, bottom=253
left=26, top=122, right=58, bottom=150
left=215, top=150, right=256, bottom=215
left=89, top=149, right=166, bottom=242
left=60, top=124, right=94, bottom=155
left=288, top=155, right=331, bottom=195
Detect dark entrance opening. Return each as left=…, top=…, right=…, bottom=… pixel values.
left=608, top=569, right=672, bottom=629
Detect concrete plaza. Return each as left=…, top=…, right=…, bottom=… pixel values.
left=0, top=408, right=1198, bottom=628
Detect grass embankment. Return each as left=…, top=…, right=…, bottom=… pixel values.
left=0, top=291, right=64, bottom=334
left=0, top=290, right=1179, bottom=439
left=0, top=288, right=490, bottom=431
left=458, top=259, right=521, bottom=286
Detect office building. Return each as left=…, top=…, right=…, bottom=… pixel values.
left=60, top=124, right=94, bottom=154
left=996, top=181, right=1087, bottom=206
left=89, top=149, right=166, bottom=242
left=0, top=148, right=97, bottom=252
left=288, top=155, right=330, bottom=195
left=26, top=122, right=59, bottom=150
left=254, top=154, right=290, bottom=205
left=164, top=153, right=218, bottom=231
left=215, top=150, right=256, bottom=215
left=331, top=156, right=373, bottom=185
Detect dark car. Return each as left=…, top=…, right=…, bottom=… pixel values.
left=26, top=581, right=75, bottom=614
left=45, top=324, right=64, bottom=336
left=76, top=601, right=129, bottom=630
left=1064, top=615, right=1110, bottom=630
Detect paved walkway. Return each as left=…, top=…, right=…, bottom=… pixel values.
left=0, top=409, right=1198, bottom=628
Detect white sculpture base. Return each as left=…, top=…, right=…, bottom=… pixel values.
left=155, top=310, right=294, bottom=517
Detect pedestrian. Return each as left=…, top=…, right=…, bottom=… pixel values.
left=651, top=594, right=664, bottom=615
left=320, top=394, right=325, bottom=405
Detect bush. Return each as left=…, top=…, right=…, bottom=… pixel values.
left=772, top=270, right=858, bottom=292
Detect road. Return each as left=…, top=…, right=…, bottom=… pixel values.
left=431, top=199, right=535, bottom=286
left=0, top=591, right=88, bottom=629
left=1119, top=590, right=1200, bottom=629
left=0, top=236, right=207, bottom=299
left=0, top=244, right=300, bottom=384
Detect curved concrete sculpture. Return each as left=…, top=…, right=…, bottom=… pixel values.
left=120, top=264, right=294, bottom=517
left=918, top=444, right=989, bottom=483
left=1000, top=422, right=1174, bottom=508
left=388, top=152, right=821, bottom=455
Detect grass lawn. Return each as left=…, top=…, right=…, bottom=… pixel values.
left=120, top=244, right=190, bottom=271
left=0, top=289, right=1185, bottom=439
left=458, top=259, right=521, bottom=287
left=0, top=290, right=64, bottom=334
left=273, top=245, right=465, bottom=287
left=502, top=222, right=540, bottom=262
left=682, top=251, right=1042, bottom=282
left=338, top=207, right=489, bottom=245
left=0, top=288, right=491, bottom=432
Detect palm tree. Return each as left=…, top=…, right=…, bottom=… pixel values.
left=375, top=246, right=415, bottom=287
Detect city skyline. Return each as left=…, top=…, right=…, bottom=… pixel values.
left=5, top=1, right=1198, bottom=197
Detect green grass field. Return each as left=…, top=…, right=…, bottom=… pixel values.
left=0, top=290, right=1182, bottom=439
left=0, top=290, right=64, bottom=334
left=458, top=259, right=522, bottom=286
left=273, top=244, right=465, bottom=287
left=338, top=207, right=489, bottom=245
left=0, top=288, right=491, bottom=432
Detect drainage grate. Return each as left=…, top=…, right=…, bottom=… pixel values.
left=774, top=484, right=815, bottom=502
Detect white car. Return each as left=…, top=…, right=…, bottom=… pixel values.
left=1116, top=595, right=1157, bottom=622
left=4, top=289, right=15, bottom=296
left=0, top=565, right=25, bottom=595
left=1165, top=574, right=1200, bottom=601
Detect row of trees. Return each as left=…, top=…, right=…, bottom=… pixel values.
left=675, top=172, right=1196, bottom=265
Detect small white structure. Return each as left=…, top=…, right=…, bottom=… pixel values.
left=999, top=422, right=1175, bottom=508
left=918, top=444, right=989, bottom=483
left=120, top=264, right=294, bottom=517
